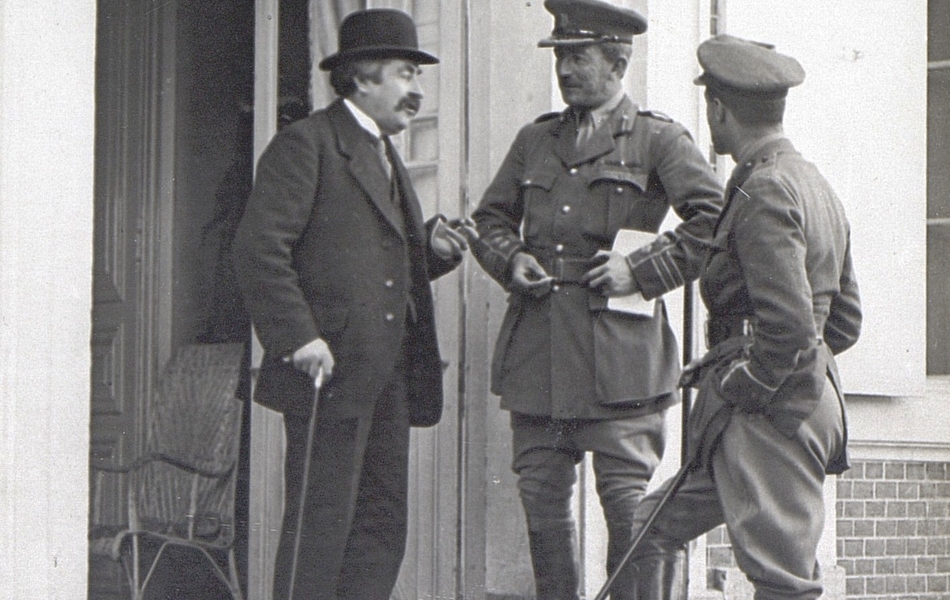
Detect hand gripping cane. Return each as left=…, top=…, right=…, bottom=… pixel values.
left=287, top=368, right=323, bottom=600
left=591, top=283, right=697, bottom=600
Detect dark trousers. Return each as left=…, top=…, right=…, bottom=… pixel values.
left=273, top=359, right=411, bottom=600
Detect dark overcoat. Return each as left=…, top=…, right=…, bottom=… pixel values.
left=471, top=96, right=723, bottom=420
left=232, top=99, right=458, bottom=425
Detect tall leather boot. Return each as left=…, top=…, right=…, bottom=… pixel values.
left=608, top=550, right=687, bottom=600
left=527, top=528, right=581, bottom=600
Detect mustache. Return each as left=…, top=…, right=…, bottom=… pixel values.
left=396, top=96, right=421, bottom=113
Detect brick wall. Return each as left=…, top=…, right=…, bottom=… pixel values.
left=704, top=460, right=950, bottom=599
left=837, top=460, right=950, bottom=599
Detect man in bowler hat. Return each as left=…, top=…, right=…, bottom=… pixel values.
left=619, top=35, right=862, bottom=600
left=469, top=1, right=722, bottom=598
left=232, top=9, right=475, bottom=599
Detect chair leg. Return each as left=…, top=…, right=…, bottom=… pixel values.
left=131, top=534, right=143, bottom=600
left=227, top=547, right=245, bottom=600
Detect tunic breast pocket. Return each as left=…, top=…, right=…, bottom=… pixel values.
left=520, top=170, right=557, bottom=241
left=589, top=166, right=650, bottom=235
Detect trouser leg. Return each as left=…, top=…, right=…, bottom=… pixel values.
left=273, top=360, right=410, bottom=600
left=713, top=380, right=843, bottom=600
left=579, top=412, right=667, bottom=600
left=335, top=368, right=411, bottom=600
left=512, top=414, right=582, bottom=600
left=273, top=412, right=369, bottom=600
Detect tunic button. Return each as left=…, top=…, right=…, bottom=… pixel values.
left=555, top=244, right=564, bottom=253
left=561, top=205, right=571, bottom=214
left=385, top=279, right=394, bottom=288
left=524, top=179, right=533, bottom=185
left=385, top=313, right=395, bottom=322
left=569, top=167, right=578, bottom=175
left=616, top=186, right=624, bottom=194
left=552, top=284, right=560, bottom=292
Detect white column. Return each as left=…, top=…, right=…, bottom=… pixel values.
left=247, top=1, right=284, bottom=598
left=0, top=3, right=96, bottom=599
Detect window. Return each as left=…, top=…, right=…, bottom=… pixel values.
left=927, top=1, right=950, bottom=376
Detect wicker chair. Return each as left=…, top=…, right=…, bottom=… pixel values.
left=90, top=343, right=246, bottom=600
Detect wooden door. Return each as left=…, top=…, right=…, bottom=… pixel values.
left=88, top=1, right=176, bottom=597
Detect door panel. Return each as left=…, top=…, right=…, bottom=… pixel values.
left=88, top=0, right=175, bottom=596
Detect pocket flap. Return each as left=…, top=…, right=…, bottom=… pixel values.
left=522, top=170, right=557, bottom=191
left=590, top=166, right=649, bottom=192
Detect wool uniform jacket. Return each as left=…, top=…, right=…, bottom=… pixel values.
left=696, top=136, right=861, bottom=471
left=471, top=96, right=723, bottom=420
left=232, top=99, right=460, bottom=425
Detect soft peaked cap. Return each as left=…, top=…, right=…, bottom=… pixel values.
left=694, top=34, right=804, bottom=99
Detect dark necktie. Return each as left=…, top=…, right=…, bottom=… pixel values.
left=576, top=111, right=595, bottom=149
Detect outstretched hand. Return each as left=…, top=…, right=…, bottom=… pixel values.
left=432, top=217, right=479, bottom=259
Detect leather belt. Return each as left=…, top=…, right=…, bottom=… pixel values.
left=705, top=315, right=754, bottom=348
left=541, top=256, right=593, bottom=285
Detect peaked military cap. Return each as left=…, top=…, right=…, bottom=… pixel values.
left=538, top=0, right=647, bottom=47
left=694, top=34, right=804, bottom=99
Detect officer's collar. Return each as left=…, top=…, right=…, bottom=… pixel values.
left=558, top=94, right=636, bottom=134
left=733, top=132, right=789, bottom=167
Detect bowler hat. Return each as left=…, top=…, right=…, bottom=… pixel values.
left=694, top=34, right=804, bottom=99
left=538, top=0, right=647, bottom=47
left=318, top=9, right=439, bottom=71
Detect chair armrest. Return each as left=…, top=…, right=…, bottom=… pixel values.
left=91, top=452, right=235, bottom=480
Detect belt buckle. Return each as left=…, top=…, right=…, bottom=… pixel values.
left=552, top=257, right=566, bottom=282
left=741, top=318, right=753, bottom=337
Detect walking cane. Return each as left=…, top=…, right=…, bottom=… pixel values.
left=591, top=283, right=696, bottom=600
left=287, top=367, right=323, bottom=600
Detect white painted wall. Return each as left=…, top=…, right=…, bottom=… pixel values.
left=0, top=2, right=96, bottom=598
left=720, top=0, right=928, bottom=398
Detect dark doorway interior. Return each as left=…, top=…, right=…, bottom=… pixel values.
left=90, top=0, right=311, bottom=597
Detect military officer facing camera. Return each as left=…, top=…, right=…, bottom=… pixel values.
left=469, top=1, right=723, bottom=598
left=619, top=34, right=862, bottom=600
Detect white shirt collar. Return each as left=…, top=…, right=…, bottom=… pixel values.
left=343, top=98, right=383, bottom=140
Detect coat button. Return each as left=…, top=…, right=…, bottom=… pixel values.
left=561, top=205, right=571, bottom=214
left=385, top=279, right=394, bottom=288
left=552, top=284, right=560, bottom=292
left=385, top=313, right=395, bottom=322
left=569, top=167, right=578, bottom=175
left=555, top=244, right=564, bottom=253
left=616, top=186, right=624, bottom=194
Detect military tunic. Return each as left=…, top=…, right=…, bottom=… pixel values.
left=472, top=95, right=723, bottom=420
left=700, top=135, right=861, bottom=438
left=627, top=135, right=862, bottom=600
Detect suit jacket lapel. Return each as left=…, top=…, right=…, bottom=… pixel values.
left=328, top=100, right=406, bottom=238
left=387, top=143, right=428, bottom=247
